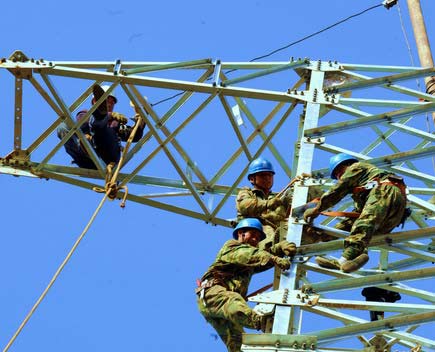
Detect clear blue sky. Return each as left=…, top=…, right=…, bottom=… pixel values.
left=1, top=1, right=434, bottom=351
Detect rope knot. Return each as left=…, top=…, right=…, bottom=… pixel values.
left=105, top=181, right=119, bottom=200
left=92, top=163, right=128, bottom=207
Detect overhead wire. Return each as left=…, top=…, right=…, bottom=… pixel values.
left=397, top=3, right=422, bottom=91
left=226, top=3, right=383, bottom=73
left=151, top=2, right=384, bottom=107
left=151, top=91, right=184, bottom=107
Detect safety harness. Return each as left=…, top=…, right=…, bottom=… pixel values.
left=195, top=279, right=214, bottom=306
left=317, top=175, right=408, bottom=218
left=314, top=175, right=410, bottom=228
left=353, top=175, right=407, bottom=198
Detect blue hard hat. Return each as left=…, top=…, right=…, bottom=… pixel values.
left=232, top=218, right=266, bottom=240
left=247, top=157, right=275, bottom=179
left=329, top=153, right=358, bottom=179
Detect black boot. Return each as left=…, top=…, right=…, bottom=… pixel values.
left=92, top=84, right=107, bottom=119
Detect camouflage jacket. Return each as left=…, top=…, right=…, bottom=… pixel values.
left=200, top=239, right=275, bottom=297
left=236, top=187, right=289, bottom=228
left=316, top=162, right=398, bottom=213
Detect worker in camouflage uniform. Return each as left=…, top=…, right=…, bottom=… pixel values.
left=196, top=218, right=296, bottom=352
left=304, top=153, right=407, bottom=273
left=236, top=157, right=333, bottom=250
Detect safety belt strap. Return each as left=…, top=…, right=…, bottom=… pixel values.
left=321, top=210, right=360, bottom=218
left=311, top=198, right=360, bottom=218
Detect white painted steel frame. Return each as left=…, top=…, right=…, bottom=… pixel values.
left=1, top=51, right=435, bottom=351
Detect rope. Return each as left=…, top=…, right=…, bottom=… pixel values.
left=276, top=173, right=312, bottom=199
left=92, top=114, right=143, bottom=207
left=93, top=162, right=119, bottom=199
left=3, top=193, right=109, bottom=352
left=3, top=114, right=144, bottom=351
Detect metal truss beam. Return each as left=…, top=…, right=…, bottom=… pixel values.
left=1, top=51, right=434, bottom=351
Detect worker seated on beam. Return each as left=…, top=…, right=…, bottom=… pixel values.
left=57, top=84, right=146, bottom=169
left=304, top=153, right=408, bottom=273
left=236, top=157, right=335, bottom=251
left=196, top=218, right=296, bottom=352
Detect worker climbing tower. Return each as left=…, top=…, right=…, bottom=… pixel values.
left=0, top=48, right=434, bottom=351
left=242, top=60, right=435, bottom=351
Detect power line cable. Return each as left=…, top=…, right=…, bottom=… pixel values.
left=151, top=3, right=384, bottom=107
left=397, top=3, right=421, bottom=89
left=230, top=3, right=383, bottom=67
left=151, top=91, right=184, bottom=107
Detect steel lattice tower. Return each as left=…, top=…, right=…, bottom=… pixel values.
left=1, top=50, right=434, bottom=351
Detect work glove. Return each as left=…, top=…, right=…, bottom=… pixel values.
left=252, top=313, right=268, bottom=332
left=303, top=206, right=321, bottom=223
left=270, top=240, right=297, bottom=257
left=279, top=241, right=297, bottom=257
left=293, top=173, right=311, bottom=183
left=267, top=197, right=283, bottom=209
left=131, top=113, right=146, bottom=128
left=272, top=256, right=291, bottom=270
left=111, top=112, right=128, bottom=125
left=281, top=187, right=293, bottom=205
left=304, top=226, right=323, bottom=238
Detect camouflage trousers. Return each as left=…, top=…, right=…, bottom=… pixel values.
left=197, top=285, right=261, bottom=352
left=343, top=184, right=406, bottom=259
